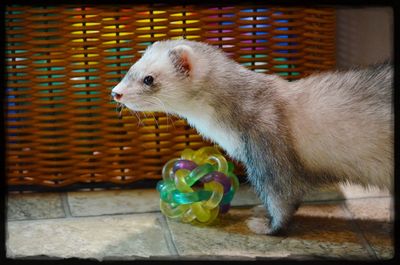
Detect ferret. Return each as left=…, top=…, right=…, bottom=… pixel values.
left=111, top=39, right=393, bottom=235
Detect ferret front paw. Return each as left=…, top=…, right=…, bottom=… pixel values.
left=245, top=217, right=279, bottom=235
left=246, top=216, right=270, bottom=234
left=246, top=216, right=286, bottom=236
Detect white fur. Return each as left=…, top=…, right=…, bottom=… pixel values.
left=181, top=103, right=241, bottom=159
left=280, top=73, right=393, bottom=190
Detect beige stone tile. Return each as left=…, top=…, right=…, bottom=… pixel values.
left=167, top=203, right=373, bottom=259
left=231, top=185, right=344, bottom=207
left=339, top=184, right=391, bottom=199
left=7, top=193, right=65, bottom=221
left=303, top=186, right=345, bottom=202
left=67, top=189, right=160, bottom=216
left=345, top=198, right=394, bottom=259
left=345, top=197, right=393, bottom=222
left=358, top=221, right=394, bottom=260
left=7, top=213, right=170, bottom=260
left=230, top=185, right=261, bottom=206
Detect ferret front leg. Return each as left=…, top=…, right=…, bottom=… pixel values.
left=242, top=129, right=306, bottom=235
left=264, top=189, right=303, bottom=235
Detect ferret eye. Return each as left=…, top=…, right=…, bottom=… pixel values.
left=143, top=75, right=154, bottom=86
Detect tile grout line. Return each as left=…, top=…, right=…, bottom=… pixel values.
left=303, top=195, right=391, bottom=204
left=60, top=193, right=73, bottom=218
left=157, top=214, right=179, bottom=256
left=340, top=202, right=378, bottom=260
left=8, top=211, right=164, bottom=222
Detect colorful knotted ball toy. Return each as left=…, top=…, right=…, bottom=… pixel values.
left=156, top=146, right=239, bottom=225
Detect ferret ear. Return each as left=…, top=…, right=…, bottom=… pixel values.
left=168, top=45, right=193, bottom=76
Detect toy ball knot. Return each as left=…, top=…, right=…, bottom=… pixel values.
left=157, top=146, right=239, bottom=225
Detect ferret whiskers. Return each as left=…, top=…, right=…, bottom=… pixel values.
left=148, top=96, right=176, bottom=130
left=114, top=102, right=124, bottom=118
left=130, top=105, right=145, bottom=127
left=116, top=102, right=145, bottom=127
left=129, top=108, right=145, bottom=127
left=151, top=111, right=159, bottom=128
left=140, top=99, right=161, bottom=128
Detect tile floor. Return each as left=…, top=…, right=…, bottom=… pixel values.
left=6, top=184, right=394, bottom=260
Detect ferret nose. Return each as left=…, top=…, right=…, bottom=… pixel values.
left=111, top=91, right=123, bottom=100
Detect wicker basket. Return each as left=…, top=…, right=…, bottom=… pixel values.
left=5, top=5, right=335, bottom=190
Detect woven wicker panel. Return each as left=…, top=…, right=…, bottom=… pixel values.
left=5, top=5, right=336, bottom=189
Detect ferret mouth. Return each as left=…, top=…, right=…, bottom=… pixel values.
left=124, top=102, right=147, bottom=111
left=123, top=100, right=166, bottom=113
left=113, top=94, right=169, bottom=113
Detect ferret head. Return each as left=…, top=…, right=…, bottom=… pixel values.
left=111, top=39, right=211, bottom=114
